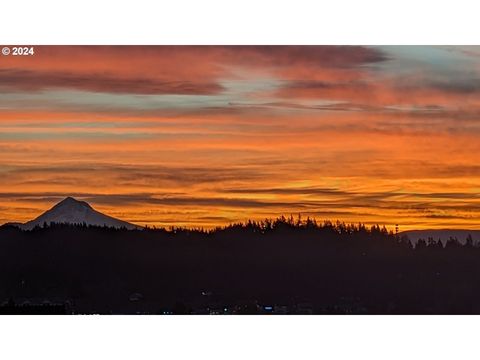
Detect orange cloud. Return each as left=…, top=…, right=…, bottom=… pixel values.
left=1, top=46, right=479, bottom=230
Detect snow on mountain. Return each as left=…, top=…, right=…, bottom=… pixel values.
left=20, top=197, right=139, bottom=230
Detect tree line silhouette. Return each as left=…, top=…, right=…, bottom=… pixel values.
left=0, top=216, right=478, bottom=314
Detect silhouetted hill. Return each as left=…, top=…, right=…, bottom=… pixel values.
left=402, top=229, right=480, bottom=245
left=0, top=217, right=479, bottom=314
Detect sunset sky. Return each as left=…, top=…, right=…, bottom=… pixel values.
left=1, top=46, right=479, bottom=230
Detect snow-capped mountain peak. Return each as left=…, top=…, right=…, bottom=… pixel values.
left=20, top=197, right=139, bottom=230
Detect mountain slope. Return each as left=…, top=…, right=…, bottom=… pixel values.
left=401, top=229, right=480, bottom=244
left=21, top=197, right=139, bottom=230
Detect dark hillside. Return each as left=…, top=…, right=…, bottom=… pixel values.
left=0, top=218, right=478, bottom=314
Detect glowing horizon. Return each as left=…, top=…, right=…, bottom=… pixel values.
left=1, top=46, right=479, bottom=231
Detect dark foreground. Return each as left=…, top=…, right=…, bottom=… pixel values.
left=0, top=218, right=478, bottom=314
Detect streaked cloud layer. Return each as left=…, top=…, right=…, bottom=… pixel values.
left=1, top=46, right=479, bottom=230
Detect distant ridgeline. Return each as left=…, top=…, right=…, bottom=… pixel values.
left=0, top=217, right=480, bottom=314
